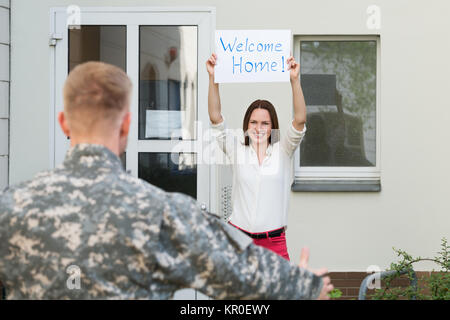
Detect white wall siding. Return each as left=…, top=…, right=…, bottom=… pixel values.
left=0, top=0, right=9, bottom=9
left=0, top=44, right=9, bottom=81
left=0, top=0, right=8, bottom=190
left=0, top=7, right=9, bottom=44
left=0, top=118, right=7, bottom=155
left=0, top=155, right=7, bottom=190
left=0, top=81, right=7, bottom=118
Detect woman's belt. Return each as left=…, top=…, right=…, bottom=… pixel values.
left=228, top=222, right=285, bottom=239
left=232, top=226, right=285, bottom=239
left=242, top=228, right=285, bottom=239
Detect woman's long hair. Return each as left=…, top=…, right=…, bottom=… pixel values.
left=243, top=99, right=280, bottom=146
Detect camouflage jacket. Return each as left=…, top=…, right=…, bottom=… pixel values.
left=0, top=144, right=323, bottom=299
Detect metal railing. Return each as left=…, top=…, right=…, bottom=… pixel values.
left=358, top=269, right=418, bottom=300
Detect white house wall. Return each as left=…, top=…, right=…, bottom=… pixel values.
left=0, top=0, right=9, bottom=190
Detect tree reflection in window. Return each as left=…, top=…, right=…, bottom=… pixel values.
left=300, top=41, right=377, bottom=167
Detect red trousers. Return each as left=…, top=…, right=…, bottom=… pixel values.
left=253, top=233, right=290, bottom=261
left=229, top=222, right=290, bottom=260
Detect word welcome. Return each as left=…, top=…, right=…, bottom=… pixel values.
left=220, top=37, right=283, bottom=53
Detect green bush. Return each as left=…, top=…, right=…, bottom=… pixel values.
left=328, top=288, right=343, bottom=299
left=371, top=238, right=449, bottom=300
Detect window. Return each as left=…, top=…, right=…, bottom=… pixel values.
left=139, top=26, right=197, bottom=141
left=293, top=36, right=380, bottom=191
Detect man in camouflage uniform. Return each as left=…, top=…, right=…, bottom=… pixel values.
left=0, top=61, right=333, bottom=299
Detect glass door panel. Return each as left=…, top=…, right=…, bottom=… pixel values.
left=68, top=25, right=126, bottom=72
left=139, top=26, right=197, bottom=141
left=138, top=152, right=197, bottom=198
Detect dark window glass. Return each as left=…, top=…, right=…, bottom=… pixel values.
left=68, top=25, right=126, bottom=72
left=300, top=41, right=376, bottom=167
left=138, top=152, right=197, bottom=199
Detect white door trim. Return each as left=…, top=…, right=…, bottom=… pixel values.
left=49, top=6, right=216, bottom=300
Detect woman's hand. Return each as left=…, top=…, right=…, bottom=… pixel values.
left=206, top=53, right=217, bottom=78
left=288, top=55, right=306, bottom=130
left=287, top=56, right=300, bottom=82
left=207, top=53, right=222, bottom=124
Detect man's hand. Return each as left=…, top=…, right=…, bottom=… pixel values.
left=298, top=247, right=334, bottom=300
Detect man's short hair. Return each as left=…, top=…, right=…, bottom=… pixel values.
left=63, top=61, right=132, bottom=132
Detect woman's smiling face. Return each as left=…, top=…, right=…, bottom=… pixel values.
left=247, top=108, right=272, bottom=145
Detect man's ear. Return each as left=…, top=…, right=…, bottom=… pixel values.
left=58, top=111, right=70, bottom=137
left=119, top=111, right=131, bottom=138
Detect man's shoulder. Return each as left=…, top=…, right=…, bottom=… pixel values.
left=163, top=191, right=223, bottom=231
left=0, top=169, right=53, bottom=208
left=0, top=166, right=77, bottom=201
left=114, top=171, right=169, bottom=201
left=163, top=192, right=200, bottom=219
left=2, top=166, right=71, bottom=192
left=0, top=167, right=170, bottom=214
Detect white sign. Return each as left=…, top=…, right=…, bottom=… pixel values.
left=145, top=110, right=185, bottom=139
left=214, top=30, right=291, bottom=83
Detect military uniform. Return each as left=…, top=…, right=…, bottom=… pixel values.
left=0, top=144, right=323, bottom=299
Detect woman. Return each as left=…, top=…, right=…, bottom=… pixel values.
left=207, top=53, right=307, bottom=261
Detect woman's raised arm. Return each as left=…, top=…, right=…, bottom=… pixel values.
left=206, top=53, right=223, bottom=125
left=287, top=56, right=306, bottom=132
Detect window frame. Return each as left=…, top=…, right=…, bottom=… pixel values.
left=293, top=35, right=381, bottom=184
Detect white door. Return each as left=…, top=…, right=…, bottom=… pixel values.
left=50, top=6, right=215, bottom=300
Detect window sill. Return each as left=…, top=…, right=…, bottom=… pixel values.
left=291, top=179, right=381, bottom=192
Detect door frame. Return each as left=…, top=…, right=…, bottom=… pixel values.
left=49, top=6, right=216, bottom=299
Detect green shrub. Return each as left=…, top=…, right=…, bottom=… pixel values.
left=371, top=238, right=449, bottom=300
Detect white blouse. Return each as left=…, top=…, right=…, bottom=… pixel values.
left=211, top=117, right=306, bottom=233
